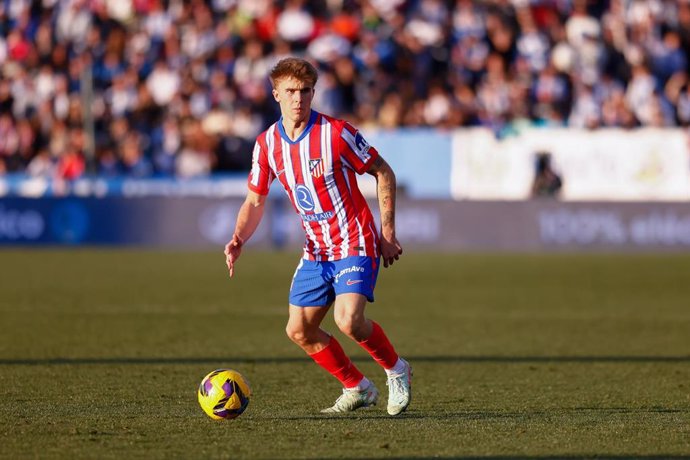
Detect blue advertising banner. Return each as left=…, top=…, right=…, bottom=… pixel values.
left=3, top=197, right=690, bottom=251
left=0, top=198, right=251, bottom=246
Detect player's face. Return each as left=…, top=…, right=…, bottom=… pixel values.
left=272, top=77, right=315, bottom=125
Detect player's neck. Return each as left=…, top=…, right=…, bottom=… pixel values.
left=281, top=110, right=312, bottom=141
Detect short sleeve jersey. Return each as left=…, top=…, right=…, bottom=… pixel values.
left=248, top=111, right=380, bottom=261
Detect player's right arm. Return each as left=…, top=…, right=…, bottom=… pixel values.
left=225, top=135, right=273, bottom=278
left=224, top=190, right=267, bottom=278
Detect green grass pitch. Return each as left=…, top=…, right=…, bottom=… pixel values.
left=1, top=249, right=689, bottom=459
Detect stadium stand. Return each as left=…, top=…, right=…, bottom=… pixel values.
left=0, top=0, right=689, bottom=179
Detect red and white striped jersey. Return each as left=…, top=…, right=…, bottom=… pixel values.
left=248, top=111, right=380, bottom=261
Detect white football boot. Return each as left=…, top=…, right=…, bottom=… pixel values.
left=320, top=382, right=379, bottom=413
left=386, top=359, right=412, bottom=415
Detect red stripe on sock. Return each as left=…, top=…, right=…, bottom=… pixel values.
left=357, top=321, right=399, bottom=369
left=309, top=337, right=364, bottom=388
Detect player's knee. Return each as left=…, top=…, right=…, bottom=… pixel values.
left=334, top=315, right=364, bottom=340
left=285, top=324, right=309, bottom=346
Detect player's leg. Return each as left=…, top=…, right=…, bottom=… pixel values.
left=286, top=258, right=333, bottom=355
left=286, top=305, right=378, bottom=413
left=286, top=258, right=375, bottom=413
left=285, top=303, right=331, bottom=354
left=285, top=303, right=361, bottom=385
left=333, top=256, right=412, bottom=415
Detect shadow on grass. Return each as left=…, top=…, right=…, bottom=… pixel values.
left=1, top=355, right=690, bottom=366
left=268, top=406, right=687, bottom=422
left=330, top=457, right=690, bottom=460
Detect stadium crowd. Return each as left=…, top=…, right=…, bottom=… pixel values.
left=1, top=0, right=689, bottom=178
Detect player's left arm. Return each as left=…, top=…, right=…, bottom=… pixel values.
left=367, top=155, right=403, bottom=268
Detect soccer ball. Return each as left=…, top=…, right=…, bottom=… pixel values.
left=197, top=369, right=251, bottom=420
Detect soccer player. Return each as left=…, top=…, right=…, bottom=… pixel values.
left=224, top=57, right=411, bottom=415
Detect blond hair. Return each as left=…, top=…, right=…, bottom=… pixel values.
left=269, top=58, right=319, bottom=88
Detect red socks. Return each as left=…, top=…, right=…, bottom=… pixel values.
left=309, top=336, right=364, bottom=388
left=308, top=322, right=399, bottom=387
left=357, top=321, right=399, bottom=369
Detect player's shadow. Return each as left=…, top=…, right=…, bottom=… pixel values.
left=1, top=355, right=690, bottom=365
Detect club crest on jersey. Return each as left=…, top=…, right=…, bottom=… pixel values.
left=294, top=184, right=315, bottom=212
left=309, top=159, right=324, bottom=178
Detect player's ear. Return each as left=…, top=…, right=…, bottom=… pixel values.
left=272, top=88, right=280, bottom=102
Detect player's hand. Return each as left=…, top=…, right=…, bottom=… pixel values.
left=224, top=234, right=244, bottom=278
left=380, top=232, right=402, bottom=268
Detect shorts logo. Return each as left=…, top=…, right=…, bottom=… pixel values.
left=294, top=184, right=315, bottom=212
left=346, top=279, right=364, bottom=286
left=334, top=265, right=365, bottom=283
left=309, top=159, right=324, bottom=178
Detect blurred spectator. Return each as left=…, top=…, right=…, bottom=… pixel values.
left=120, top=132, right=153, bottom=177
left=1, top=0, right=690, bottom=182
left=56, top=128, right=86, bottom=181
left=531, top=151, right=563, bottom=199
left=674, top=79, right=690, bottom=126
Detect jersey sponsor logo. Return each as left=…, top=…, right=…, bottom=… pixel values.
left=334, top=265, right=365, bottom=283
left=301, top=211, right=334, bottom=222
left=309, top=159, right=324, bottom=178
left=294, top=184, right=315, bottom=212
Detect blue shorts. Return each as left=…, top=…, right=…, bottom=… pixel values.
left=289, top=256, right=380, bottom=307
